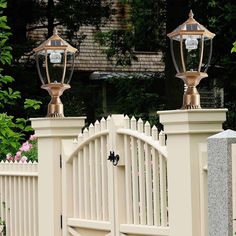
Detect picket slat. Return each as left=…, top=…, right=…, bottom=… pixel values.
left=78, top=150, right=84, bottom=218
left=95, top=137, right=102, bottom=220
left=83, top=145, right=90, bottom=219
left=14, top=176, right=18, bottom=236
left=89, top=140, right=96, bottom=220
left=9, top=176, right=14, bottom=236
left=131, top=136, right=139, bottom=224
left=160, top=154, right=168, bottom=226
left=124, top=135, right=133, bottom=224
left=101, top=135, right=109, bottom=221
left=72, top=157, right=79, bottom=217
left=152, top=149, right=161, bottom=226
left=138, top=140, right=146, bottom=225
left=145, top=144, right=153, bottom=226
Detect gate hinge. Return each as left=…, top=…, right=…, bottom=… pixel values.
left=60, top=214, right=63, bottom=229
left=60, top=154, right=62, bottom=168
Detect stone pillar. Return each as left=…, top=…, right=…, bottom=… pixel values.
left=158, top=109, right=227, bottom=236
left=31, top=117, right=85, bottom=236
left=208, top=129, right=236, bottom=236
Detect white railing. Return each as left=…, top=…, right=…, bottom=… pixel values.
left=0, top=161, right=38, bottom=236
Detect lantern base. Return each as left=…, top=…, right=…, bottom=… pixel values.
left=176, top=72, right=208, bottom=110
left=47, top=104, right=64, bottom=118
left=182, top=86, right=201, bottom=109
left=41, top=83, right=70, bottom=117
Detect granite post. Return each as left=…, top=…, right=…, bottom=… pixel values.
left=208, top=129, right=236, bottom=236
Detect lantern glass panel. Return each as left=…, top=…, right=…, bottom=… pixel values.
left=36, top=52, right=47, bottom=85
left=36, top=50, right=76, bottom=84
left=202, top=38, right=212, bottom=72
left=171, top=35, right=213, bottom=74
left=171, top=39, right=182, bottom=72
left=171, top=35, right=203, bottom=73
left=183, top=35, right=202, bottom=72
left=184, top=36, right=212, bottom=72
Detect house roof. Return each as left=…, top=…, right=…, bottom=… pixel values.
left=27, top=1, right=164, bottom=73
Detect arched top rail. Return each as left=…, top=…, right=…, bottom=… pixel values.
left=66, top=115, right=168, bottom=163
left=67, top=130, right=109, bottom=163
left=117, top=128, right=168, bottom=159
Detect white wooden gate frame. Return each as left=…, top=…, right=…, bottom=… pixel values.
left=62, top=115, right=169, bottom=236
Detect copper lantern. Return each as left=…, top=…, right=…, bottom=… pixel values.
left=33, top=29, right=78, bottom=117
left=167, top=10, right=215, bottom=109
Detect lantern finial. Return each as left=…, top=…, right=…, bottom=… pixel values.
left=189, top=10, right=194, bottom=19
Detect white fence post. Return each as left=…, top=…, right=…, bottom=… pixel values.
left=158, top=109, right=227, bottom=236
left=208, top=130, right=236, bottom=236
left=31, top=117, right=85, bottom=236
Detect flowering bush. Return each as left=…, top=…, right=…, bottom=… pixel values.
left=6, top=135, right=38, bottom=163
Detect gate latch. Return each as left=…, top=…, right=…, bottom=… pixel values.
left=108, top=151, right=119, bottom=166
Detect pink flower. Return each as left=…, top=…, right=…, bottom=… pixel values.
left=6, top=153, right=12, bottom=158
left=14, top=155, right=20, bottom=161
left=6, top=153, right=13, bottom=161
left=29, top=135, right=37, bottom=141
left=20, top=141, right=32, bottom=152
left=20, top=156, right=28, bottom=163
left=16, top=151, right=21, bottom=157
left=14, top=151, right=21, bottom=162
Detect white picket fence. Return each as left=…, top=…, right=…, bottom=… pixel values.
left=0, top=111, right=225, bottom=236
left=63, top=115, right=169, bottom=235
left=0, top=161, right=38, bottom=236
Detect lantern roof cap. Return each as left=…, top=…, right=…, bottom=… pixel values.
left=167, top=10, right=215, bottom=40
left=33, top=28, right=78, bottom=53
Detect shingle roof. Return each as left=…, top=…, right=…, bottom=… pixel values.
left=27, top=1, right=164, bottom=73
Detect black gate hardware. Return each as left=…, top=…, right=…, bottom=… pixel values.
left=108, top=151, right=119, bottom=166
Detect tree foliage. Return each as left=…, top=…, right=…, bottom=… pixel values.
left=96, top=0, right=236, bottom=128
left=2, top=0, right=115, bottom=124
left=55, top=0, right=113, bottom=40
left=105, top=72, right=165, bottom=125
left=94, top=29, right=138, bottom=66
left=2, top=0, right=236, bottom=129
left=232, top=41, right=236, bottom=53
left=189, top=0, right=236, bottom=128
left=6, top=0, right=113, bottom=62
left=95, top=0, right=166, bottom=66
left=0, top=0, right=41, bottom=160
